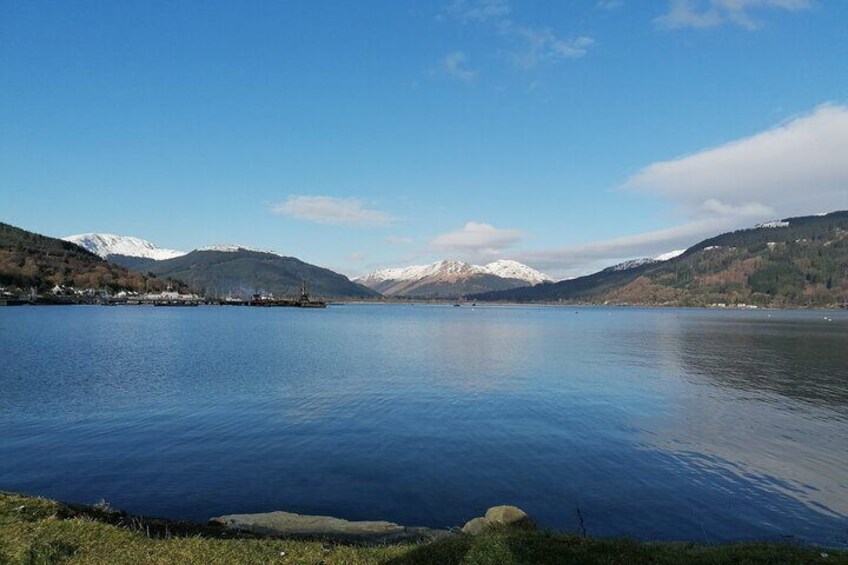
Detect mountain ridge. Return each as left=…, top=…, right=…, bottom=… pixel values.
left=1, top=223, right=182, bottom=294
left=472, top=211, right=848, bottom=307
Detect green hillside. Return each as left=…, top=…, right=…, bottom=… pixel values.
left=474, top=211, right=848, bottom=307
left=140, top=249, right=380, bottom=300
left=0, top=222, right=178, bottom=293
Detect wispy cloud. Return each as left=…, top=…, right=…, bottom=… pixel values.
left=442, top=0, right=594, bottom=71
left=596, top=0, right=624, bottom=11
left=511, top=28, right=594, bottom=69
left=518, top=217, right=740, bottom=278
left=656, top=0, right=812, bottom=30
left=518, top=104, right=848, bottom=278
left=442, top=51, right=477, bottom=83
left=272, top=195, right=394, bottom=227
left=430, top=221, right=523, bottom=258
left=446, top=0, right=510, bottom=22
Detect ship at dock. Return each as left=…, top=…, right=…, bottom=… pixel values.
left=247, top=281, right=326, bottom=308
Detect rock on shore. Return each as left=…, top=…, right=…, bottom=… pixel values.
left=462, top=505, right=536, bottom=535
left=209, top=511, right=452, bottom=544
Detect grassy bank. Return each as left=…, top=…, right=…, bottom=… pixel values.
left=1, top=492, right=843, bottom=564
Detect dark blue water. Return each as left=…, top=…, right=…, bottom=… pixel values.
left=1, top=305, right=846, bottom=546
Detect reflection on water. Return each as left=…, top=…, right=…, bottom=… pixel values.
left=652, top=312, right=848, bottom=520
left=0, top=305, right=846, bottom=546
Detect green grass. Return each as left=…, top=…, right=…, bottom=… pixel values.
left=1, top=492, right=844, bottom=564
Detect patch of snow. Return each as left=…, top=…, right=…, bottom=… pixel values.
left=704, top=245, right=721, bottom=251
left=755, top=220, right=790, bottom=229
left=64, top=233, right=185, bottom=260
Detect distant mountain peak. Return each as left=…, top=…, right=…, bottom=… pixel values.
left=480, top=259, right=553, bottom=284
left=64, top=233, right=185, bottom=261
left=357, top=259, right=551, bottom=286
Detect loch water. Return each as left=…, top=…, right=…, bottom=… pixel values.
left=1, top=305, right=846, bottom=546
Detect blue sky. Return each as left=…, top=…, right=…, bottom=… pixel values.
left=2, top=0, right=847, bottom=278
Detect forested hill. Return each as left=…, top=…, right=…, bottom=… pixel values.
left=0, top=222, right=178, bottom=293
left=473, top=211, right=848, bottom=308
left=137, top=248, right=381, bottom=300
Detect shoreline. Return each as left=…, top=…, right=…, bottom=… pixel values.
left=4, top=298, right=848, bottom=311
left=1, top=491, right=844, bottom=564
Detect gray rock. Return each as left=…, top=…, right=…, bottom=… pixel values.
left=210, top=511, right=452, bottom=544
left=483, top=505, right=535, bottom=530
left=461, top=517, right=488, bottom=535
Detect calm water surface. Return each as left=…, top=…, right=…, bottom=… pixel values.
left=1, top=305, right=846, bottom=546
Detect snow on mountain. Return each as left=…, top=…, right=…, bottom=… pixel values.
left=479, top=259, right=553, bottom=285
left=605, top=249, right=688, bottom=273
left=654, top=249, right=686, bottom=261
left=195, top=244, right=280, bottom=255
left=755, top=220, right=790, bottom=229
left=357, top=259, right=551, bottom=286
left=360, top=260, right=474, bottom=284
left=605, top=258, right=658, bottom=272
left=64, top=233, right=185, bottom=261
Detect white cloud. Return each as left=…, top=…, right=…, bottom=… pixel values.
left=625, top=104, right=848, bottom=219
left=430, top=222, right=523, bottom=256
left=656, top=0, right=812, bottom=30
left=517, top=104, right=848, bottom=278
left=442, top=51, right=477, bottom=83
left=272, top=195, right=394, bottom=227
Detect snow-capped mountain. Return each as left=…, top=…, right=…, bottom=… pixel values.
left=64, top=233, right=186, bottom=261
left=356, top=259, right=552, bottom=299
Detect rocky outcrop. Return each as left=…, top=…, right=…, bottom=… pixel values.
left=461, top=505, right=536, bottom=535
left=209, top=511, right=452, bottom=544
